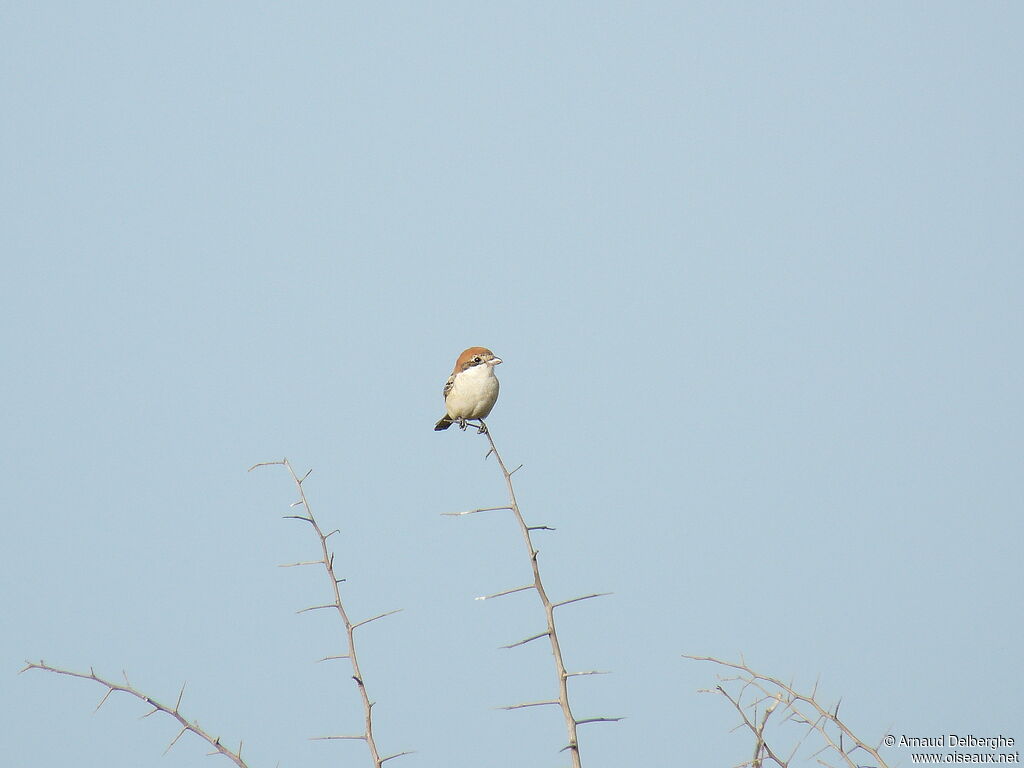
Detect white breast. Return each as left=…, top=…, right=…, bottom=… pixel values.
left=446, top=364, right=500, bottom=420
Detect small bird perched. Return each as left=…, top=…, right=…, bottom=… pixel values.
left=434, top=347, right=502, bottom=432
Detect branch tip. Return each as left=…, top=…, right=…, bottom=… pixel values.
left=352, top=608, right=403, bottom=630
left=94, top=688, right=114, bottom=713
left=163, top=726, right=188, bottom=756
left=247, top=459, right=285, bottom=472
left=476, top=584, right=534, bottom=601
left=553, top=592, right=612, bottom=609
left=499, top=699, right=559, bottom=710
left=502, top=630, right=550, bottom=649
left=381, top=751, right=416, bottom=763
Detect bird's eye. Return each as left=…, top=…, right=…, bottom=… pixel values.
left=472, top=356, right=481, bottom=363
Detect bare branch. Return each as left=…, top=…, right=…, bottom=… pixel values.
left=441, top=506, right=513, bottom=517
left=174, top=681, right=186, bottom=712
left=380, top=750, right=416, bottom=763
left=683, top=654, right=889, bottom=768
left=552, top=593, right=612, bottom=609
left=499, top=700, right=560, bottom=710
left=248, top=460, right=286, bottom=472
left=297, top=603, right=337, bottom=614
left=22, top=662, right=248, bottom=768
left=502, top=630, right=550, bottom=649
left=252, top=457, right=405, bottom=768
left=475, top=584, right=535, bottom=601
left=352, top=609, right=403, bottom=630
left=446, top=423, right=613, bottom=767
left=94, top=687, right=114, bottom=713
left=164, top=725, right=189, bottom=755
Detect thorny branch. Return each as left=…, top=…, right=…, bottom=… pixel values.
left=446, top=421, right=620, bottom=768
left=683, top=654, right=889, bottom=768
left=20, top=662, right=249, bottom=767
left=250, top=458, right=406, bottom=768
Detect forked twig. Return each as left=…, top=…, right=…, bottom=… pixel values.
left=250, top=458, right=406, bottom=768
left=683, top=654, right=889, bottom=768
left=20, top=662, right=248, bottom=767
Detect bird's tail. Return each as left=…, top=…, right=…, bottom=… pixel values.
left=434, top=415, right=453, bottom=431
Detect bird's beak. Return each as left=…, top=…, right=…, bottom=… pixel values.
left=490, top=357, right=503, bottom=366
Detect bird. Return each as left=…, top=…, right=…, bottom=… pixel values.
left=434, top=347, right=502, bottom=432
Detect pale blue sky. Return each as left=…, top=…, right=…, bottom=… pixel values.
left=3, top=3, right=1021, bottom=767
